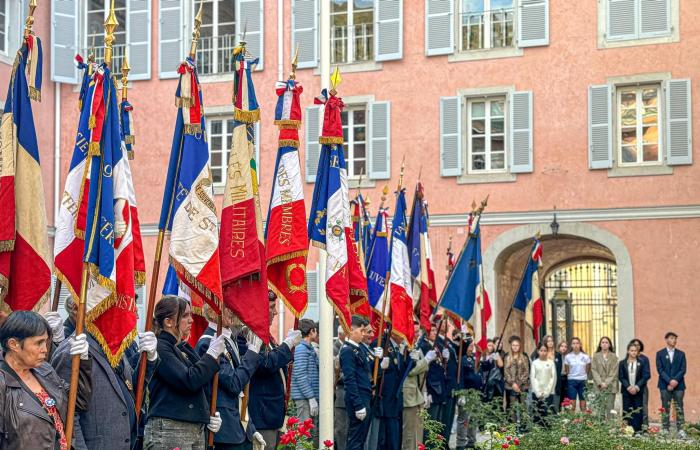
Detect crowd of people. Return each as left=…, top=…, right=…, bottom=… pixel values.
left=0, top=295, right=687, bottom=450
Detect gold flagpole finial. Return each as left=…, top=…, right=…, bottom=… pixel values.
left=330, top=66, right=341, bottom=95
left=379, top=185, right=389, bottom=209
left=189, top=1, right=204, bottom=59
left=478, top=194, right=490, bottom=214
left=24, top=0, right=38, bottom=37
left=103, top=0, right=119, bottom=68
left=289, top=44, right=300, bottom=80
left=397, top=155, right=406, bottom=191
left=121, top=55, right=130, bottom=101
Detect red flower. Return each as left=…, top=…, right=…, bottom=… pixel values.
left=298, top=427, right=311, bottom=438
left=514, top=438, right=520, bottom=445
left=324, top=439, right=334, bottom=448
left=659, top=407, right=666, bottom=414
left=418, top=444, right=426, bottom=450
left=585, top=409, right=592, bottom=414
left=506, top=435, right=513, bottom=441
left=502, top=444, right=510, bottom=449
left=304, top=417, right=315, bottom=429
left=279, top=431, right=297, bottom=445
left=287, top=416, right=300, bottom=426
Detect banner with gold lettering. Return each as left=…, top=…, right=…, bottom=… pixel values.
left=219, top=45, right=270, bottom=343
left=265, top=79, right=308, bottom=318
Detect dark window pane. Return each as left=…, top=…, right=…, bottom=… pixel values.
left=210, top=120, right=222, bottom=134
left=491, top=136, right=504, bottom=152
left=341, top=111, right=349, bottom=125
left=491, top=118, right=504, bottom=134
left=354, top=143, right=366, bottom=158
left=492, top=152, right=505, bottom=169
left=621, top=145, right=637, bottom=163
left=472, top=119, right=485, bottom=136
left=211, top=151, right=222, bottom=167
left=643, top=144, right=658, bottom=162
left=472, top=137, right=485, bottom=153
left=353, top=109, right=366, bottom=124
left=354, top=126, right=366, bottom=141
left=211, top=136, right=222, bottom=150
left=212, top=168, right=222, bottom=184
left=472, top=154, right=485, bottom=170
left=354, top=160, right=366, bottom=176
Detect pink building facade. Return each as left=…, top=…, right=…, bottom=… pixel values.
left=1, top=0, right=698, bottom=419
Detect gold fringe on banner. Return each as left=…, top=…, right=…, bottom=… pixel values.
left=319, top=136, right=344, bottom=145
left=0, top=274, right=8, bottom=303
left=127, top=150, right=134, bottom=160
left=234, top=108, right=260, bottom=124
left=278, top=139, right=299, bottom=148
left=134, top=271, right=146, bottom=287
left=183, top=124, right=202, bottom=135
left=175, top=96, right=194, bottom=108
left=29, top=87, right=41, bottom=102
left=78, top=100, right=83, bottom=111
left=169, top=256, right=221, bottom=312
left=88, top=142, right=101, bottom=156
left=88, top=115, right=96, bottom=129
left=273, top=119, right=301, bottom=129
left=86, top=320, right=137, bottom=368
left=266, top=249, right=308, bottom=267
left=124, top=135, right=135, bottom=145
left=268, top=283, right=308, bottom=320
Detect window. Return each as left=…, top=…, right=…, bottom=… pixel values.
left=331, top=0, right=374, bottom=64
left=195, top=0, right=236, bottom=76
left=206, top=116, right=259, bottom=186
left=605, top=0, right=671, bottom=43
left=617, top=85, right=661, bottom=166
left=467, top=97, right=506, bottom=172
left=86, top=0, right=127, bottom=73
left=341, top=106, right=368, bottom=177
left=460, top=0, right=514, bottom=51
left=0, top=0, right=7, bottom=55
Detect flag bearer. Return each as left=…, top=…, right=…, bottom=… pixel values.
left=375, top=329, right=408, bottom=450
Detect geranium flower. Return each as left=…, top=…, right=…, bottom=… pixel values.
left=513, top=438, right=520, bottom=445
left=437, top=434, right=445, bottom=441
left=418, top=444, right=425, bottom=450
left=287, top=416, right=300, bottom=426
left=304, top=417, right=315, bottom=429
left=502, top=444, right=510, bottom=449
left=658, top=407, right=666, bottom=414
left=506, top=435, right=513, bottom=441
left=279, top=431, right=297, bottom=445
left=324, top=439, right=334, bottom=448
left=560, top=436, right=570, bottom=445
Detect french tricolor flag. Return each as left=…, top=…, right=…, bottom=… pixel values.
left=388, top=189, right=415, bottom=345
left=513, top=237, right=544, bottom=344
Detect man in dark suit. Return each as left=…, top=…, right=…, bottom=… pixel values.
left=656, top=331, right=687, bottom=436
left=374, top=329, right=409, bottom=450
left=419, top=319, right=449, bottom=439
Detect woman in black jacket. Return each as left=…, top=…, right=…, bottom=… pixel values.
left=619, top=342, right=649, bottom=433
left=144, top=296, right=226, bottom=450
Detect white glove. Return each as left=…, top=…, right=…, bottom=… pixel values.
left=458, top=396, right=466, bottom=407
left=253, top=432, right=266, bottom=446
left=113, top=199, right=127, bottom=239
left=207, top=412, right=222, bottom=433
left=442, top=348, right=450, bottom=360
left=409, top=349, right=421, bottom=361
left=44, top=312, right=65, bottom=343
left=374, top=347, right=384, bottom=359
left=309, top=397, right=319, bottom=416
left=283, top=329, right=303, bottom=349
left=138, top=331, right=158, bottom=361
left=247, top=332, right=263, bottom=354
left=381, top=357, right=390, bottom=369
left=461, top=323, right=469, bottom=334
left=424, top=394, right=433, bottom=409
left=70, top=333, right=89, bottom=360
left=425, top=350, right=438, bottom=363
left=206, top=334, right=227, bottom=360
left=355, top=407, right=367, bottom=421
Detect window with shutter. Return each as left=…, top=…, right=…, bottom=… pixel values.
left=509, top=91, right=533, bottom=173
left=588, top=84, right=613, bottom=169
left=84, top=0, right=128, bottom=74
left=194, top=0, right=237, bottom=76
left=665, top=79, right=692, bottom=166
left=426, top=0, right=454, bottom=56
left=368, top=101, right=391, bottom=179
left=127, top=0, right=151, bottom=80
left=305, top=269, right=320, bottom=321
left=305, top=105, right=322, bottom=182
left=375, top=0, right=402, bottom=61
left=616, top=85, right=662, bottom=166
left=206, top=116, right=261, bottom=187
left=606, top=0, right=671, bottom=42
left=51, top=0, right=78, bottom=83
left=158, top=0, right=183, bottom=79
left=292, top=0, right=319, bottom=69
left=341, top=105, right=369, bottom=178
left=0, top=0, right=7, bottom=55
left=440, top=96, right=462, bottom=176
left=237, top=0, right=264, bottom=70
left=467, top=97, right=507, bottom=173
left=331, top=0, right=374, bottom=64
left=518, top=0, right=549, bottom=47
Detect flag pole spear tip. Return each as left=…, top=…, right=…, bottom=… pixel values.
left=24, top=0, right=38, bottom=37
left=330, top=66, right=341, bottom=95
left=289, top=43, right=300, bottom=80
left=189, top=0, right=204, bottom=59
left=103, top=0, right=119, bottom=68
left=121, top=55, right=130, bottom=101
left=397, top=155, right=405, bottom=191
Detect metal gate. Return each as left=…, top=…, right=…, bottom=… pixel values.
left=544, top=262, right=618, bottom=354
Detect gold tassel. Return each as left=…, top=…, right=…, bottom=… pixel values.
left=88, top=115, right=97, bottom=129
left=183, top=124, right=202, bottom=135
left=78, top=100, right=83, bottom=112
left=88, top=142, right=101, bottom=156
left=319, top=136, right=344, bottom=145
left=274, top=119, right=301, bottom=129
left=234, top=108, right=260, bottom=124
left=29, top=87, right=41, bottom=102
left=127, top=150, right=135, bottom=160
left=134, top=271, right=146, bottom=287
left=124, top=135, right=135, bottom=145
left=278, top=139, right=299, bottom=149
left=0, top=240, right=15, bottom=252
left=175, top=97, right=194, bottom=108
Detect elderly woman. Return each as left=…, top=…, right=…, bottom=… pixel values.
left=0, top=310, right=91, bottom=450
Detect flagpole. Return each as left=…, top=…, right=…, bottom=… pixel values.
left=134, top=1, right=205, bottom=424
left=51, top=278, right=62, bottom=311
left=207, top=313, right=223, bottom=448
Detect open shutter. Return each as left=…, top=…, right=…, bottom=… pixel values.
left=518, top=0, right=549, bottom=47
left=509, top=91, right=533, bottom=173
left=425, top=0, right=453, bottom=56
left=238, top=0, right=264, bottom=70
left=127, top=0, right=151, bottom=80
left=292, top=0, right=318, bottom=69
left=665, top=79, right=692, bottom=166
left=588, top=85, right=613, bottom=169
left=375, top=0, right=403, bottom=61
left=640, top=0, right=670, bottom=38
left=51, top=0, right=78, bottom=83
left=440, top=96, right=462, bottom=177
left=368, top=101, right=391, bottom=180
left=305, top=268, right=319, bottom=320
left=305, top=105, right=321, bottom=183
left=607, top=0, right=637, bottom=41
left=159, top=0, right=183, bottom=79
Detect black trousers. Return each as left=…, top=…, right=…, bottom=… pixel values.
left=441, top=396, right=456, bottom=436
left=347, top=408, right=373, bottom=450
left=533, top=395, right=553, bottom=427
left=214, top=442, right=252, bottom=450
left=622, top=391, right=644, bottom=432
left=377, top=416, right=401, bottom=450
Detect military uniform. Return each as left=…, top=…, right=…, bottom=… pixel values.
left=419, top=337, right=447, bottom=437
left=340, top=340, right=373, bottom=450
left=375, top=339, right=408, bottom=450
left=456, top=353, right=481, bottom=450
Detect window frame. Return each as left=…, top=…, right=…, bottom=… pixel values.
left=193, top=0, right=237, bottom=76
left=458, top=0, right=515, bottom=53
left=0, top=0, right=8, bottom=56
left=83, top=0, right=127, bottom=72
left=206, top=115, right=235, bottom=188
left=598, top=0, right=679, bottom=49
left=466, top=95, right=508, bottom=174
left=341, top=104, right=369, bottom=179
left=330, top=0, right=374, bottom=65
left=615, top=83, right=663, bottom=167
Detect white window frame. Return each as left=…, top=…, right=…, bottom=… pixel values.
left=193, top=0, right=237, bottom=76
left=330, top=0, right=374, bottom=65
left=458, top=0, right=515, bottom=52
left=466, top=96, right=508, bottom=174
left=83, top=0, right=127, bottom=72
left=0, top=0, right=8, bottom=56
left=342, top=104, right=369, bottom=179
left=615, top=84, right=663, bottom=167
left=598, top=0, right=679, bottom=49
left=206, top=115, right=235, bottom=188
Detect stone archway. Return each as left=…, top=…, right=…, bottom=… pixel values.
left=483, top=222, right=634, bottom=355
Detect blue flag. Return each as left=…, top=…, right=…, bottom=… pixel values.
left=366, top=208, right=389, bottom=310
left=513, top=239, right=543, bottom=312
left=439, top=221, right=483, bottom=322
left=406, top=185, right=422, bottom=295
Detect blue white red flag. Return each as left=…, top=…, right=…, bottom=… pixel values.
left=158, top=58, right=222, bottom=313
left=388, top=190, right=414, bottom=345
left=0, top=34, right=51, bottom=311
left=365, top=207, right=389, bottom=327
left=350, top=194, right=370, bottom=318
left=419, top=198, right=438, bottom=332
left=163, top=265, right=208, bottom=347
left=513, top=237, right=543, bottom=344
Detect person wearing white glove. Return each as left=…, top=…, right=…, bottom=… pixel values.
left=138, top=331, right=158, bottom=361
left=424, top=394, right=433, bottom=409
left=283, top=329, right=302, bottom=349
left=246, top=330, right=263, bottom=354
left=374, top=347, right=384, bottom=359
left=252, top=431, right=266, bottom=447
left=410, top=349, right=422, bottom=361
left=207, top=411, right=222, bottom=433
left=70, top=333, right=90, bottom=360
left=425, top=349, right=438, bottom=363
left=290, top=319, right=321, bottom=446
left=442, top=347, right=450, bottom=361
left=380, top=356, right=390, bottom=370
left=206, top=333, right=227, bottom=360
left=43, top=311, right=65, bottom=344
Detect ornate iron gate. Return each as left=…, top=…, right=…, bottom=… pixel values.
left=544, top=262, right=618, bottom=353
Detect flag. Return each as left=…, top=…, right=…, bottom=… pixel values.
left=388, top=189, right=414, bottom=345
left=265, top=78, right=308, bottom=319
left=81, top=63, right=139, bottom=366
left=419, top=198, right=438, bottom=332
left=350, top=194, right=370, bottom=318
left=163, top=265, right=208, bottom=347
left=365, top=207, right=389, bottom=331
left=308, top=88, right=367, bottom=332
left=158, top=57, right=222, bottom=314
left=406, top=184, right=422, bottom=302
left=513, top=238, right=544, bottom=344
left=0, top=34, right=51, bottom=311
left=219, top=47, right=269, bottom=343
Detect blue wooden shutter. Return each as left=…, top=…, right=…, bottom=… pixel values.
left=159, top=0, right=183, bottom=79
left=440, top=96, right=462, bottom=177
left=640, top=0, right=670, bottom=38
left=665, top=79, right=692, bottom=166
left=518, top=0, right=549, bottom=47
left=238, top=0, right=264, bottom=70
left=588, top=85, right=613, bottom=169
left=509, top=91, right=533, bottom=173
left=292, top=0, right=318, bottom=69
left=368, top=101, right=391, bottom=180
left=425, top=0, right=453, bottom=56
left=305, top=105, right=321, bottom=183
left=127, top=0, right=151, bottom=80
left=51, top=0, right=78, bottom=83
left=607, top=0, right=637, bottom=41
left=375, top=0, right=403, bottom=61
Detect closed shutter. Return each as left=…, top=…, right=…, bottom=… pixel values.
left=640, top=0, right=670, bottom=37
left=128, top=0, right=151, bottom=80
left=51, top=0, right=78, bottom=83
left=368, top=101, right=391, bottom=180
left=665, top=79, right=692, bottom=166
left=607, top=0, right=637, bottom=41
left=375, top=0, right=403, bottom=61
left=292, top=0, right=319, bottom=69
left=588, top=85, right=613, bottom=169
left=305, top=105, right=322, bottom=183
left=238, top=0, right=264, bottom=70
left=518, top=0, right=549, bottom=47
left=305, top=268, right=319, bottom=321
left=425, top=0, right=453, bottom=56
left=440, top=96, right=462, bottom=177
left=509, top=91, right=533, bottom=173
left=159, top=0, right=183, bottom=79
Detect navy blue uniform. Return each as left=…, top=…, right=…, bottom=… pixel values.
left=340, top=341, right=373, bottom=450
left=441, top=338, right=461, bottom=433
left=375, top=340, right=409, bottom=450
left=419, top=337, right=447, bottom=433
